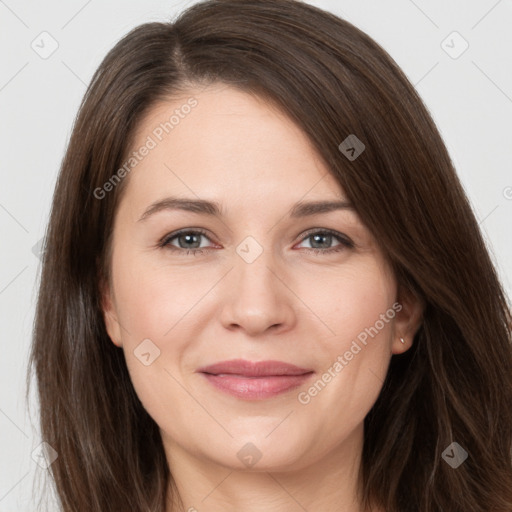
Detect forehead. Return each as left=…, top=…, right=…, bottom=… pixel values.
left=121, top=84, right=345, bottom=214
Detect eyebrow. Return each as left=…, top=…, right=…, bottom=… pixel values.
left=137, top=196, right=354, bottom=222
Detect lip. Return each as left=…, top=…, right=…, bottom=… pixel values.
left=197, top=359, right=314, bottom=400
left=197, top=359, right=313, bottom=377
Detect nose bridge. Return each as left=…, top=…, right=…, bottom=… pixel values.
left=218, top=233, right=296, bottom=334
left=233, top=234, right=280, bottom=297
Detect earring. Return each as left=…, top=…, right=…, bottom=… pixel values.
left=400, top=337, right=405, bottom=344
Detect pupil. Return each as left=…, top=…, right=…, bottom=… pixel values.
left=312, top=234, right=331, bottom=249
left=179, top=233, right=200, bottom=249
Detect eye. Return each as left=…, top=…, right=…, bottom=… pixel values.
left=158, top=227, right=354, bottom=256
left=158, top=228, right=215, bottom=256
left=295, top=229, right=354, bottom=255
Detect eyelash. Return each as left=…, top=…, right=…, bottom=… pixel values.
left=158, top=228, right=354, bottom=256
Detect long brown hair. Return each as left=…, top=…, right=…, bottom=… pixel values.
left=28, top=0, right=512, bottom=510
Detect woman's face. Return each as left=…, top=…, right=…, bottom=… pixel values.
left=102, top=83, right=419, bottom=473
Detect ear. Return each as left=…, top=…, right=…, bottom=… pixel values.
left=99, top=275, right=123, bottom=348
left=391, top=284, right=424, bottom=355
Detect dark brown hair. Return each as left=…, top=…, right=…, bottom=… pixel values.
left=28, top=0, right=512, bottom=510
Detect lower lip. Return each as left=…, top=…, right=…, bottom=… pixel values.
left=200, top=372, right=314, bottom=400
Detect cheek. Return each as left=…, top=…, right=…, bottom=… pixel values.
left=303, top=258, right=396, bottom=347
left=301, top=259, right=396, bottom=405
left=295, top=259, right=396, bottom=411
left=111, top=249, right=217, bottom=391
left=112, top=250, right=202, bottom=341
left=113, top=255, right=196, bottom=409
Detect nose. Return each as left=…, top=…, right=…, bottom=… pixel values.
left=218, top=246, right=297, bottom=337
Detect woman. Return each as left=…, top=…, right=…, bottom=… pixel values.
left=28, top=0, right=512, bottom=511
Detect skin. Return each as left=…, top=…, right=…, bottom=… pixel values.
left=101, top=83, right=423, bottom=512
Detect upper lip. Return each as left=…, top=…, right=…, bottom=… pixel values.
left=197, top=359, right=313, bottom=377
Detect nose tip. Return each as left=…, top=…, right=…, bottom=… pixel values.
left=218, top=251, right=297, bottom=336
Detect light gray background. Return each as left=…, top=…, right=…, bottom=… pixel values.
left=1, top=0, right=511, bottom=510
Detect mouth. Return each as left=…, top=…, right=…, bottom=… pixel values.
left=196, top=359, right=315, bottom=400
